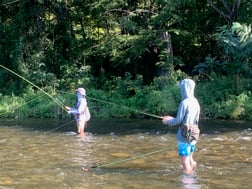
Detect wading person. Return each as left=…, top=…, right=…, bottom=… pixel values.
left=65, top=87, right=91, bottom=138
left=162, top=79, right=200, bottom=173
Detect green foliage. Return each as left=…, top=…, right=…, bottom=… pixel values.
left=0, top=73, right=252, bottom=121
left=193, top=56, right=228, bottom=80
left=210, top=92, right=252, bottom=121
left=196, top=76, right=252, bottom=120
left=1, top=0, right=252, bottom=122
left=214, top=22, right=252, bottom=75
left=195, top=22, right=252, bottom=81
left=144, top=85, right=180, bottom=116
left=87, top=75, right=181, bottom=119
left=0, top=93, right=23, bottom=118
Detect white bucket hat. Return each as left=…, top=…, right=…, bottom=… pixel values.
left=76, top=87, right=86, bottom=96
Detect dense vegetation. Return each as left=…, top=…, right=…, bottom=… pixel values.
left=0, top=0, right=252, bottom=120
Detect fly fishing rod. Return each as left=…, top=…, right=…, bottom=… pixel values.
left=88, top=96, right=163, bottom=119
left=58, top=90, right=163, bottom=119
left=0, top=64, right=67, bottom=112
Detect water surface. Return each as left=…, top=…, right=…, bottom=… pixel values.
left=0, top=119, right=251, bottom=189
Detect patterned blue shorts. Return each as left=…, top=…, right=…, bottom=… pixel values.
left=178, top=141, right=195, bottom=156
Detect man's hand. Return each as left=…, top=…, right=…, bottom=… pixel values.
left=64, top=106, right=70, bottom=111
left=162, top=116, right=173, bottom=125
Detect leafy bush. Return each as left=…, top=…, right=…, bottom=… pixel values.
left=0, top=74, right=252, bottom=121
left=196, top=76, right=252, bottom=120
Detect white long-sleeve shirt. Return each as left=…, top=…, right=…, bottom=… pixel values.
left=69, top=97, right=90, bottom=122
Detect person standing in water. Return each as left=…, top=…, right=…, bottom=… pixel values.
left=162, top=79, right=200, bottom=173
left=65, top=87, right=91, bottom=137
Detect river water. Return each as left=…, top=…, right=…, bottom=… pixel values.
left=0, top=118, right=251, bottom=189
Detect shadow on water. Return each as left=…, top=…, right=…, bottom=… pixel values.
left=1, top=118, right=251, bottom=135
left=0, top=118, right=177, bottom=135
left=200, top=119, right=251, bottom=133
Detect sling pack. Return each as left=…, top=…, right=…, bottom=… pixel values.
left=180, top=124, right=200, bottom=143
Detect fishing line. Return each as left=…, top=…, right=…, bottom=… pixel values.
left=0, top=93, right=45, bottom=116
left=44, top=119, right=75, bottom=134
left=0, top=65, right=67, bottom=112
left=88, top=96, right=162, bottom=119
left=56, top=91, right=166, bottom=169
left=58, top=90, right=162, bottom=119
left=84, top=146, right=169, bottom=170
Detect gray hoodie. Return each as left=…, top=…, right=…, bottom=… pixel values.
left=166, top=79, right=200, bottom=143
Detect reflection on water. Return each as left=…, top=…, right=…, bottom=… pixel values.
left=0, top=119, right=251, bottom=188
left=181, top=172, right=200, bottom=189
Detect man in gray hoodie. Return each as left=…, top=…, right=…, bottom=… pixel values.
left=162, top=79, right=200, bottom=173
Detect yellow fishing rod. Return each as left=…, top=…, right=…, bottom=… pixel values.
left=0, top=64, right=67, bottom=112
left=58, top=90, right=163, bottom=119
left=88, top=96, right=163, bottom=119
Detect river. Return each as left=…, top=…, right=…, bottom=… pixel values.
left=0, top=118, right=251, bottom=189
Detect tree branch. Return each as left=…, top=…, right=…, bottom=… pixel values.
left=1, top=0, right=19, bottom=6
left=207, top=0, right=230, bottom=22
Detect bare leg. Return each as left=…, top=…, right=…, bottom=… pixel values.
left=181, top=156, right=194, bottom=174
left=77, top=121, right=85, bottom=137
left=190, top=153, right=197, bottom=168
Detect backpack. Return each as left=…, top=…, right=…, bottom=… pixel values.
left=180, top=124, right=200, bottom=143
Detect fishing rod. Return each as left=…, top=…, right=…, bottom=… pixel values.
left=88, top=96, right=163, bottom=119
left=58, top=90, right=163, bottom=119
left=82, top=146, right=169, bottom=171
left=0, top=64, right=67, bottom=112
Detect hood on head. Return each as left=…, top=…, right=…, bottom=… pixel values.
left=178, top=79, right=195, bottom=99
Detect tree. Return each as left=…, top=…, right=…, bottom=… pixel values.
left=207, top=0, right=240, bottom=24
left=214, top=22, right=252, bottom=92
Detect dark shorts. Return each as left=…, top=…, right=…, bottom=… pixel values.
left=178, top=141, right=195, bottom=156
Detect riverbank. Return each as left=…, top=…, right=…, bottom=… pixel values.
left=0, top=76, right=251, bottom=121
